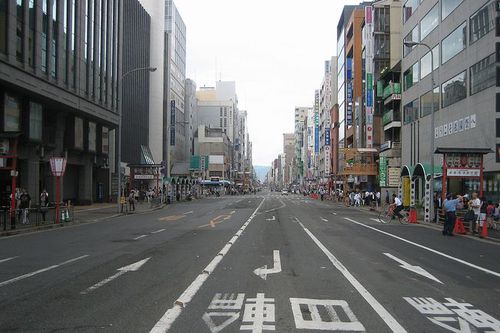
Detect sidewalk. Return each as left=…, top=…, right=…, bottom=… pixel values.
left=319, top=198, right=500, bottom=243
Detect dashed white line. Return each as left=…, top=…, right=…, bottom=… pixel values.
left=344, top=217, right=500, bottom=278
left=150, top=197, right=266, bottom=333
left=183, top=211, right=194, bottom=215
left=0, top=256, right=17, bottom=264
left=151, top=229, right=166, bottom=234
left=295, top=217, right=407, bottom=333
left=331, top=212, right=338, bottom=215
left=0, top=255, right=89, bottom=288
left=133, top=235, right=148, bottom=240
left=320, top=217, right=329, bottom=222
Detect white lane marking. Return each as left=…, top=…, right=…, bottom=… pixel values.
left=0, top=255, right=89, bottom=288
left=81, top=257, right=151, bottom=295
left=265, top=216, right=276, bottom=221
left=320, top=217, right=328, bottom=222
left=183, top=211, right=194, bottom=215
left=133, top=235, right=148, bottom=240
left=261, top=199, right=286, bottom=214
left=202, top=312, right=240, bottom=333
left=331, top=212, right=338, bottom=215
left=295, top=218, right=407, bottom=333
left=384, top=253, right=443, bottom=284
left=0, top=256, right=17, bottom=264
left=344, top=218, right=500, bottom=278
left=370, top=218, right=381, bottom=223
left=253, top=250, right=282, bottom=280
left=150, top=197, right=266, bottom=333
left=151, top=229, right=166, bottom=234
left=230, top=211, right=236, bottom=215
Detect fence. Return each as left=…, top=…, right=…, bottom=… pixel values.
left=1, top=204, right=74, bottom=232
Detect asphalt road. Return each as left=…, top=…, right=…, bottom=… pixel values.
left=0, top=192, right=499, bottom=332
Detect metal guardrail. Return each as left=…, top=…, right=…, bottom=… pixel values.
left=1, top=204, right=74, bottom=232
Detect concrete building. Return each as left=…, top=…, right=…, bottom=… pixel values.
left=293, top=106, right=310, bottom=185
left=165, top=0, right=187, bottom=176
left=184, top=78, right=198, bottom=158
left=194, top=125, right=230, bottom=180
left=319, top=59, right=335, bottom=182
left=401, top=0, right=500, bottom=214
left=370, top=0, right=403, bottom=196
left=0, top=0, right=123, bottom=204
left=122, top=0, right=151, bottom=166
left=283, top=133, right=295, bottom=186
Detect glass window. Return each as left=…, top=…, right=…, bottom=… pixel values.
left=403, top=0, right=420, bottom=23
left=420, top=5, right=438, bottom=40
left=442, top=0, right=463, bottom=20
left=70, top=0, right=76, bottom=87
left=0, top=0, right=6, bottom=53
left=403, top=62, right=419, bottom=91
left=4, top=94, right=21, bottom=132
left=28, top=0, right=35, bottom=66
left=420, top=87, right=439, bottom=117
left=102, top=126, right=109, bottom=155
left=42, top=0, right=48, bottom=73
left=441, top=71, right=466, bottom=108
left=420, top=45, right=439, bottom=79
left=88, top=121, right=96, bottom=152
left=29, top=102, right=42, bottom=141
left=403, top=26, right=419, bottom=57
left=403, top=99, right=419, bottom=124
left=469, top=1, right=495, bottom=44
left=50, top=0, right=58, bottom=78
left=470, top=53, right=496, bottom=95
left=16, top=0, right=24, bottom=62
left=497, top=118, right=500, bottom=138
left=441, top=22, right=466, bottom=64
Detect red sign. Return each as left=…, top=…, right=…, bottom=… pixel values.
left=50, top=157, right=67, bottom=177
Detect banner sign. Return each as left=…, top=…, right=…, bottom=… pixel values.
left=314, top=91, right=320, bottom=154
left=170, top=100, right=176, bottom=146
left=379, top=156, right=387, bottom=187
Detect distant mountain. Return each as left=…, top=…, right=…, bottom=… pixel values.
left=254, top=165, right=270, bottom=182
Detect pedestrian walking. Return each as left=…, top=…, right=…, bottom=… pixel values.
left=433, top=193, right=442, bottom=223
left=128, top=190, right=135, bottom=211
left=469, top=192, right=481, bottom=234
left=40, top=189, right=49, bottom=222
left=376, top=190, right=381, bottom=207
left=19, top=188, right=31, bottom=225
left=477, top=197, right=488, bottom=237
left=442, top=193, right=462, bottom=236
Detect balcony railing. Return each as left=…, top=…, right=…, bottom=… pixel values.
left=383, top=83, right=401, bottom=99
left=382, top=109, right=401, bottom=125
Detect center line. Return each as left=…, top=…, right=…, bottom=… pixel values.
left=151, top=229, right=166, bottom=234
left=295, top=217, right=407, bottom=333
left=133, top=235, right=148, bottom=240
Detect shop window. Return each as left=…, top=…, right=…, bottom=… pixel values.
left=441, top=71, right=466, bottom=108
left=470, top=53, right=496, bottom=95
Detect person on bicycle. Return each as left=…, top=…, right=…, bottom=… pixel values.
left=391, top=193, right=403, bottom=220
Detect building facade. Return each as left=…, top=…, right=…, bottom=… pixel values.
left=401, top=0, right=500, bottom=210
left=0, top=0, right=123, bottom=204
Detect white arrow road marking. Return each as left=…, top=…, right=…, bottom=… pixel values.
left=320, top=217, right=328, bottom=222
left=384, top=253, right=443, bottom=284
left=253, top=250, right=282, bottom=280
left=202, top=312, right=240, bottom=333
left=265, top=216, right=276, bottom=221
left=133, top=234, right=148, bottom=240
left=81, top=257, right=151, bottom=295
left=0, top=255, right=88, bottom=288
left=0, top=256, right=17, bottom=264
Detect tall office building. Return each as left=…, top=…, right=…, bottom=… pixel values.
left=283, top=133, right=295, bottom=186
left=0, top=0, right=122, bottom=204
left=165, top=0, right=187, bottom=176
left=294, top=106, right=310, bottom=184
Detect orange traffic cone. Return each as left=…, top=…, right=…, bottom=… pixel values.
left=480, top=220, right=488, bottom=238
left=453, top=218, right=467, bottom=235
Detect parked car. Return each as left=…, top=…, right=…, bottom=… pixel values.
left=281, top=189, right=288, bottom=195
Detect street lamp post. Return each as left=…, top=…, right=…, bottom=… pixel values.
left=117, top=66, right=157, bottom=213
left=404, top=41, right=435, bottom=221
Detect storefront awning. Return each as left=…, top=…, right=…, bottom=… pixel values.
left=414, top=163, right=442, bottom=179
left=435, top=147, right=493, bottom=154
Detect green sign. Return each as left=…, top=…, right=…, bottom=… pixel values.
left=367, top=73, right=373, bottom=91
left=379, top=156, right=387, bottom=187
left=383, top=110, right=394, bottom=125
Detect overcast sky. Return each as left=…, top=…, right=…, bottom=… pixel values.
left=175, top=0, right=361, bottom=166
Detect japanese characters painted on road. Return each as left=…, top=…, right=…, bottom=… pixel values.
left=202, top=293, right=275, bottom=333
left=253, top=250, right=281, bottom=280
left=290, top=298, right=365, bottom=331
left=405, top=297, right=500, bottom=332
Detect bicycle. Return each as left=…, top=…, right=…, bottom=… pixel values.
left=378, top=204, right=409, bottom=224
